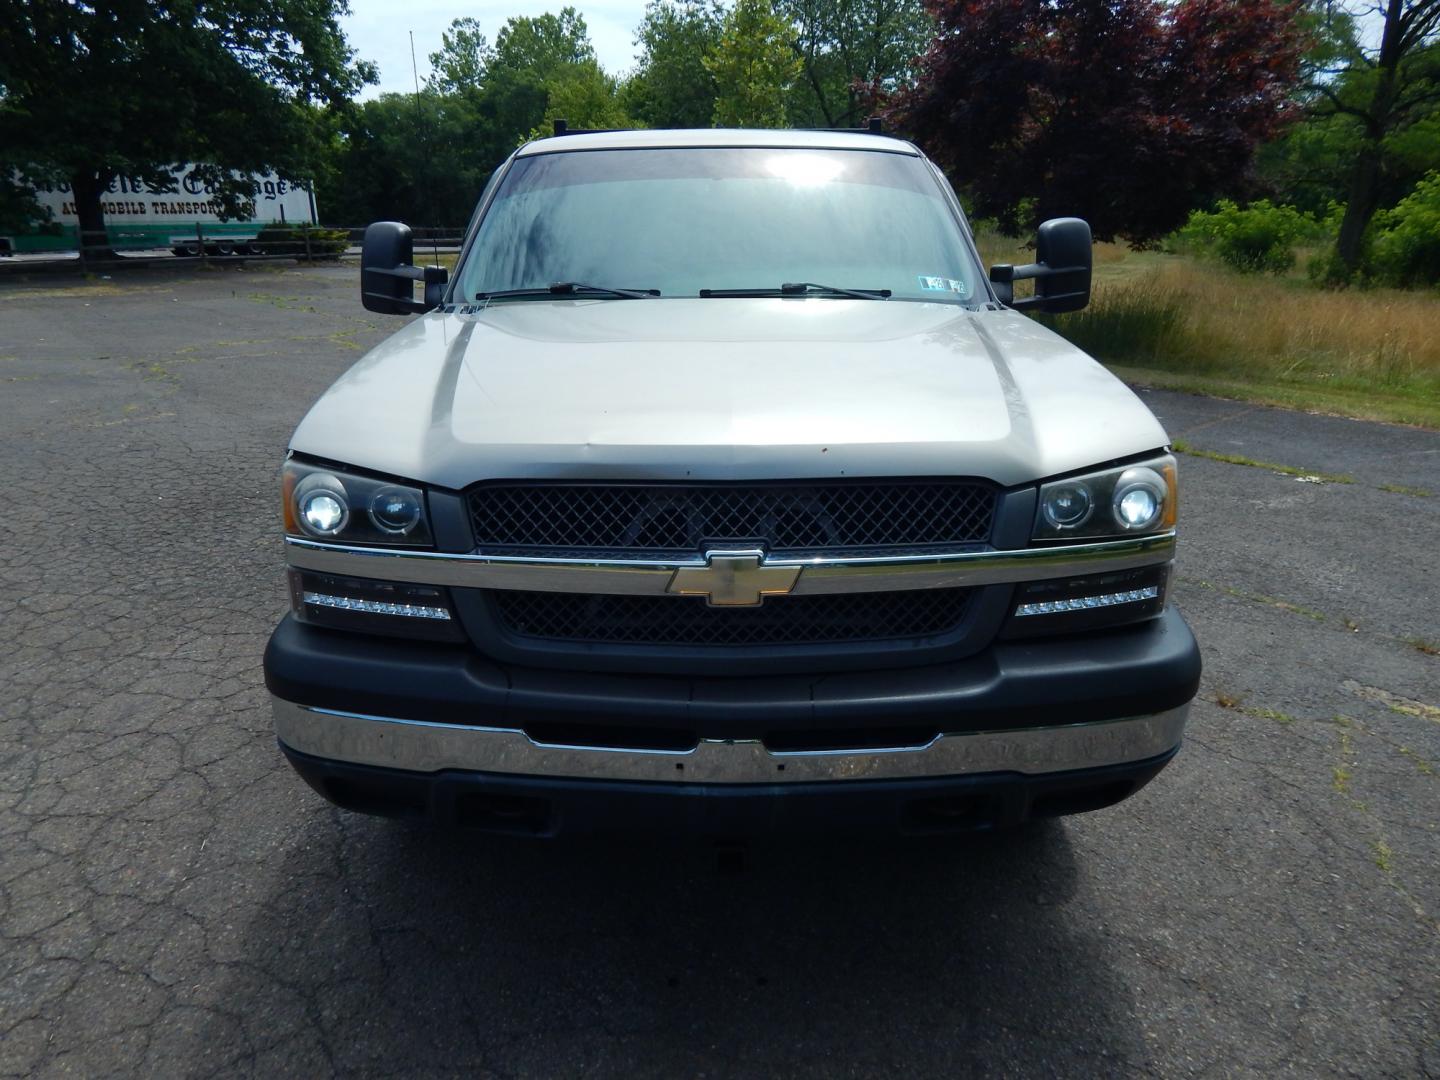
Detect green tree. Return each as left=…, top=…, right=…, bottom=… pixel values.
left=1256, top=111, right=1365, bottom=215
left=530, top=60, right=633, bottom=138
left=492, top=7, right=595, bottom=78
left=317, top=92, right=486, bottom=226
left=0, top=166, right=52, bottom=237
left=1369, top=169, right=1440, bottom=285
left=414, top=9, right=623, bottom=179
left=428, top=17, right=493, bottom=95
left=626, top=1, right=726, bottom=128
left=483, top=8, right=613, bottom=143
left=1308, top=0, right=1440, bottom=276
left=0, top=0, right=374, bottom=255
left=1254, top=7, right=1367, bottom=213
left=706, top=0, right=803, bottom=127
left=780, top=0, right=932, bottom=128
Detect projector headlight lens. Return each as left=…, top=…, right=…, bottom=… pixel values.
left=294, top=474, right=349, bottom=537
left=1113, top=467, right=1167, bottom=531
left=1040, top=482, right=1093, bottom=530
left=282, top=460, right=432, bottom=546
left=301, top=492, right=346, bottom=533
left=370, top=487, right=423, bottom=534
left=1033, top=454, right=1176, bottom=540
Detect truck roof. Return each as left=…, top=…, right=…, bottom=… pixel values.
left=517, top=128, right=920, bottom=157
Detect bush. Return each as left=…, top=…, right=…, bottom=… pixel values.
left=1368, top=172, right=1440, bottom=289
left=253, top=222, right=349, bottom=260
left=1307, top=246, right=1353, bottom=288
left=1175, top=200, right=1319, bottom=275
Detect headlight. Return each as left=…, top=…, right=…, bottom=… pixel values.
left=370, top=487, right=424, bottom=534
left=1033, top=454, right=1176, bottom=541
left=282, top=459, right=433, bottom=546
left=1039, top=481, right=1093, bottom=530
left=1112, top=467, right=1166, bottom=531
left=294, top=473, right=349, bottom=536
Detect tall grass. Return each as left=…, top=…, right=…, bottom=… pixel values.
left=974, top=227, right=1440, bottom=427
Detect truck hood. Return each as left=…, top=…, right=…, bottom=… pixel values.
left=289, top=299, right=1170, bottom=490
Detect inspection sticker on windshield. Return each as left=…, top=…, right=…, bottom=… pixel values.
left=918, top=275, right=967, bottom=293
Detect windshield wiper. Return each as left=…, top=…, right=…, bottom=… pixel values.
left=699, top=282, right=891, bottom=300
left=475, top=282, right=659, bottom=301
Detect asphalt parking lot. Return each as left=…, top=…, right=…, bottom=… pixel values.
left=2, top=265, right=1437, bottom=1077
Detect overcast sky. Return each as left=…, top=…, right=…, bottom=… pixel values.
left=342, top=1, right=650, bottom=98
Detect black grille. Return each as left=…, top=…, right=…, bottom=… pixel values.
left=492, top=589, right=974, bottom=647
left=467, top=481, right=995, bottom=555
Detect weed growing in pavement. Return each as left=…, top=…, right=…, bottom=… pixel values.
left=1240, top=706, right=1297, bottom=724
left=1398, top=747, right=1436, bottom=776
left=1334, top=730, right=1355, bottom=792
left=1170, top=440, right=1355, bottom=484
left=1378, top=483, right=1433, bottom=497
left=1373, top=840, right=1394, bottom=873
left=1403, top=637, right=1440, bottom=656
left=1222, top=585, right=1327, bottom=622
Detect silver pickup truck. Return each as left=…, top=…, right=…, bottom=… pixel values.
left=263, top=127, right=1200, bottom=836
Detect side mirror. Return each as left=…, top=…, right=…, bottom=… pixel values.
left=361, top=221, right=448, bottom=315
left=988, top=217, right=1092, bottom=313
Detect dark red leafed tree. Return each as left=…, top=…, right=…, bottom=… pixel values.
left=891, top=0, right=1307, bottom=242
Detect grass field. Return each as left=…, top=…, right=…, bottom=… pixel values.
left=976, top=230, right=1440, bottom=429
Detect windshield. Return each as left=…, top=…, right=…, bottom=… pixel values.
left=456, top=147, right=985, bottom=304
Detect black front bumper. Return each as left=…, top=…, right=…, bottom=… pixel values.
left=280, top=741, right=1178, bottom=836
left=264, top=606, right=1200, bottom=746
left=264, top=607, right=1199, bottom=834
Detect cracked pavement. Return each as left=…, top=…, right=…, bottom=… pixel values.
left=1, top=265, right=1437, bottom=1077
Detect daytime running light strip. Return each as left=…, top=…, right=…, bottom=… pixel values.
left=303, top=592, right=452, bottom=620
left=1014, top=586, right=1160, bottom=617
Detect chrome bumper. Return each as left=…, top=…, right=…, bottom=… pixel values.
left=272, top=696, right=1188, bottom=785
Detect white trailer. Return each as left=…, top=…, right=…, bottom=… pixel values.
left=4, top=166, right=317, bottom=254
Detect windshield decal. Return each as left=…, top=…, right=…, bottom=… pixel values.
left=918, top=275, right=968, bottom=294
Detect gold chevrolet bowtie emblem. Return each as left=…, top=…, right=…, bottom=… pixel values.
left=667, top=550, right=801, bottom=607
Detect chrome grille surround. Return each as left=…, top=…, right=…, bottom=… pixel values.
left=282, top=532, right=1178, bottom=597
left=284, top=526, right=1178, bottom=663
